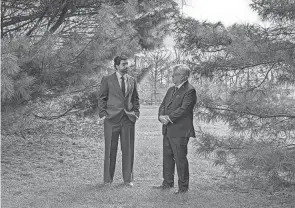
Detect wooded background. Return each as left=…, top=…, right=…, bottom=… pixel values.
left=2, top=0, right=295, bottom=190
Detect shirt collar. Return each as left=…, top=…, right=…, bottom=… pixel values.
left=175, top=80, right=186, bottom=89
left=116, top=72, right=127, bottom=80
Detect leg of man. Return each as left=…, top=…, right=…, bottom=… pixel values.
left=169, top=137, right=189, bottom=191
left=103, top=119, right=121, bottom=183
left=162, top=135, right=175, bottom=187
left=120, top=115, right=135, bottom=183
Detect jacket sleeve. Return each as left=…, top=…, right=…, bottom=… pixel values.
left=158, top=88, right=170, bottom=121
left=168, top=88, right=196, bottom=123
left=131, top=79, right=140, bottom=117
left=98, top=76, right=108, bottom=118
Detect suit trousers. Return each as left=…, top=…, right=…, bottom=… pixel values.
left=103, top=114, right=135, bottom=183
left=162, top=135, right=189, bottom=191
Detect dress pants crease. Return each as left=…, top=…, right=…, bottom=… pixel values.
left=163, top=135, right=189, bottom=191
left=103, top=114, right=134, bottom=183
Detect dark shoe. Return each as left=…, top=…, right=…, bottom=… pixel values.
left=152, top=184, right=174, bottom=190
left=124, top=182, right=134, bottom=187
left=174, top=189, right=188, bottom=194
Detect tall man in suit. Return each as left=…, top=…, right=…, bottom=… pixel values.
left=98, top=55, right=140, bottom=187
left=154, top=64, right=196, bottom=194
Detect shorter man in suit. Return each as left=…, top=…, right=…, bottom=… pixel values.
left=154, top=64, right=197, bottom=194
left=98, top=55, right=140, bottom=187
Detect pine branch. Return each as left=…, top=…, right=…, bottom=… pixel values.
left=54, top=36, right=123, bottom=69
left=26, top=5, right=50, bottom=36
left=2, top=14, right=39, bottom=27
left=204, top=105, right=295, bottom=119
left=2, top=19, right=35, bottom=36
left=49, top=0, right=70, bottom=33
left=218, top=61, right=279, bottom=71
left=251, top=63, right=276, bottom=89
left=64, top=82, right=100, bottom=95
left=32, top=105, right=75, bottom=120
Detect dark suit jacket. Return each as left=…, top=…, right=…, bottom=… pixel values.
left=98, top=73, right=140, bottom=123
left=158, top=81, right=196, bottom=138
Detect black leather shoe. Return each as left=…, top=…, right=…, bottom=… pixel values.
left=174, top=189, right=188, bottom=194
left=152, top=184, right=174, bottom=190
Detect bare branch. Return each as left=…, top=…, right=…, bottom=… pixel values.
left=49, top=0, right=69, bottom=33
left=251, top=63, right=277, bottom=89
left=32, top=105, right=78, bottom=120
left=204, top=105, right=295, bottom=119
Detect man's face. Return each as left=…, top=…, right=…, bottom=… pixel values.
left=172, top=69, right=183, bottom=85
left=116, top=59, right=128, bottom=75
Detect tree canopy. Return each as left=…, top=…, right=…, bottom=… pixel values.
left=1, top=0, right=179, bottom=106
left=174, top=0, right=295, bottom=188
left=1, top=0, right=179, bottom=140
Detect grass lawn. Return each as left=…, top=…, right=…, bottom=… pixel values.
left=1, top=105, right=294, bottom=207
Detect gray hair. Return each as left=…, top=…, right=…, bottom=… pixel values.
left=173, top=64, right=191, bottom=81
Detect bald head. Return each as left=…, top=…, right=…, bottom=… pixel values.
left=172, top=64, right=191, bottom=85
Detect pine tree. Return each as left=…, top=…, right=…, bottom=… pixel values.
left=174, top=0, right=295, bottom=189
left=1, top=0, right=179, bottom=139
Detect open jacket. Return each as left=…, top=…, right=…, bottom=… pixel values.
left=98, top=72, right=140, bottom=123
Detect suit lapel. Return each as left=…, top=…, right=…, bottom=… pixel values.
left=167, top=87, right=176, bottom=107
left=168, top=87, right=176, bottom=102
left=110, top=73, right=124, bottom=98
left=167, top=81, right=188, bottom=106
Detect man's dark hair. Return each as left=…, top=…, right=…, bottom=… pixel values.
left=114, top=55, right=128, bottom=69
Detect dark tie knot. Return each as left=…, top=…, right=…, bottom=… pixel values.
left=121, top=76, right=125, bottom=81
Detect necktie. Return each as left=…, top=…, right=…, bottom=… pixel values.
left=171, top=86, right=177, bottom=99
left=121, top=76, right=125, bottom=96
left=172, top=86, right=177, bottom=97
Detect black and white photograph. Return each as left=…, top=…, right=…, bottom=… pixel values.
left=1, top=0, right=295, bottom=207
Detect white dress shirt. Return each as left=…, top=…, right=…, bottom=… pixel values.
left=175, top=80, right=186, bottom=89
left=100, top=72, right=128, bottom=121
left=116, top=72, right=138, bottom=120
